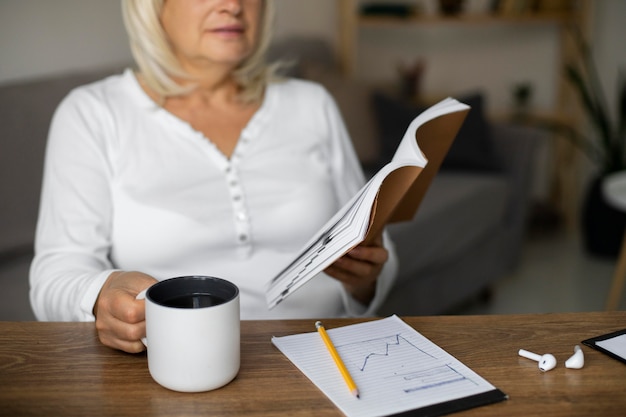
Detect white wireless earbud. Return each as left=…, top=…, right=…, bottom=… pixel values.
left=518, top=349, right=557, bottom=371
left=565, top=345, right=584, bottom=369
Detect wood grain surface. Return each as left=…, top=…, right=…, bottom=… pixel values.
left=0, top=312, right=625, bottom=416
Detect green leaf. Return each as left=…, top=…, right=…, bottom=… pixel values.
left=565, top=64, right=612, bottom=164
left=617, top=72, right=626, bottom=138
left=617, top=72, right=626, bottom=170
left=528, top=116, right=603, bottom=167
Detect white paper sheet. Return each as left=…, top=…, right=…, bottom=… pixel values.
left=272, top=315, right=501, bottom=417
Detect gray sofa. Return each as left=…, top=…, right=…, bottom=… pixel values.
left=381, top=124, right=537, bottom=315
left=0, top=44, right=540, bottom=320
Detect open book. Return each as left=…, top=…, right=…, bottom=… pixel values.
left=266, top=97, right=470, bottom=309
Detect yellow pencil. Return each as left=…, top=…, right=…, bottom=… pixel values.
left=315, top=321, right=360, bottom=399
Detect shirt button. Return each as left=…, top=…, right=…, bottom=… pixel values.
left=236, top=212, right=247, bottom=222
left=238, top=234, right=248, bottom=242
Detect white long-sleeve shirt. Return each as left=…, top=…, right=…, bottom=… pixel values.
left=29, top=69, right=397, bottom=321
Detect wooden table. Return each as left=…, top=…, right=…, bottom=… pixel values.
left=1, top=312, right=625, bottom=417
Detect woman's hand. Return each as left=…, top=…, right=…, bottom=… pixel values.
left=324, top=234, right=389, bottom=306
left=93, top=271, right=158, bottom=353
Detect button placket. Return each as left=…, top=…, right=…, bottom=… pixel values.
left=225, top=163, right=251, bottom=246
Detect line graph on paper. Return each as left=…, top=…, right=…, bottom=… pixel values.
left=335, top=333, right=480, bottom=396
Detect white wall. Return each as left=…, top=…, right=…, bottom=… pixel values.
left=594, top=0, right=626, bottom=125
left=272, top=0, right=337, bottom=45
left=355, top=23, right=560, bottom=113
left=2, top=1, right=622, bottom=114
left=0, top=0, right=340, bottom=85
left=0, top=0, right=132, bottom=85
left=1, top=1, right=621, bottom=154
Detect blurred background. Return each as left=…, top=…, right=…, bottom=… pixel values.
left=1, top=0, right=625, bottom=320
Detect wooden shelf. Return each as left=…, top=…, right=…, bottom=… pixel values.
left=338, top=0, right=589, bottom=75
left=337, top=0, right=591, bottom=229
left=356, top=12, right=579, bottom=27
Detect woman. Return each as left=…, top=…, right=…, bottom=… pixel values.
left=30, top=0, right=397, bottom=353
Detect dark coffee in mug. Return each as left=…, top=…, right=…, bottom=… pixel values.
left=160, top=293, right=228, bottom=309
left=147, top=276, right=238, bottom=310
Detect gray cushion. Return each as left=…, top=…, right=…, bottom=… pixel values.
left=372, top=91, right=501, bottom=172
left=0, top=67, right=126, bottom=254
left=388, top=172, right=508, bottom=283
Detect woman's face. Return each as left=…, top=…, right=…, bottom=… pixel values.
left=160, top=0, right=262, bottom=73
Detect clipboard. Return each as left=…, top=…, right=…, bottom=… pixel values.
left=582, top=328, right=626, bottom=365
left=388, top=389, right=507, bottom=417
left=272, top=315, right=507, bottom=417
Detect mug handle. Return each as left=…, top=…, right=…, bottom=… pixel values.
left=135, top=289, right=148, bottom=347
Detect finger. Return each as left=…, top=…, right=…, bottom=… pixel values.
left=107, top=290, right=146, bottom=324
left=95, top=293, right=146, bottom=348
left=326, top=258, right=375, bottom=286
left=115, top=271, right=158, bottom=296
left=99, top=332, right=146, bottom=354
left=325, top=266, right=359, bottom=287
left=345, top=246, right=389, bottom=268
left=111, top=276, right=153, bottom=324
left=325, top=261, right=378, bottom=305
left=96, top=315, right=146, bottom=353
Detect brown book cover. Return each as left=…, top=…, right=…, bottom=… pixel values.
left=363, top=108, right=469, bottom=244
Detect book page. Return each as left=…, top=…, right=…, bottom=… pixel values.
left=266, top=98, right=470, bottom=309
left=272, top=316, right=503, bottom=417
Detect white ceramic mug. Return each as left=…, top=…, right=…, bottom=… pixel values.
left=137, top=276, right=240, bottom=392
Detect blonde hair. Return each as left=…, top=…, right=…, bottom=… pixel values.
left=121, top=0, right=276, bottom=103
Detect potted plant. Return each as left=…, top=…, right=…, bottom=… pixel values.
left=534, top=27, right=626, bottom=257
